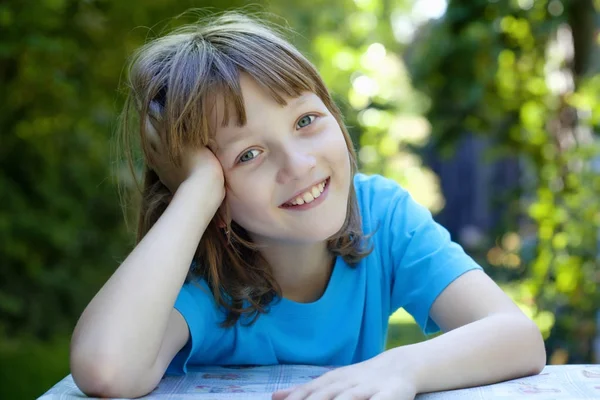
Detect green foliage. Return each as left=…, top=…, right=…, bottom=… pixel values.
left=408, top=0, right=600, bottom=362
left=1, top=0, right=130, bottom=341
left=0, top=336, right=70, bottom=399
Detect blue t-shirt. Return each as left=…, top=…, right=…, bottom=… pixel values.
left=166, top=173, right=482, bottom=374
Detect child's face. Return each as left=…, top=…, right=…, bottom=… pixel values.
left=212, top=74, right=351, bottom=245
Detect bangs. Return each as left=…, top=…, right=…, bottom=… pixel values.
left=135, top=26, right=323, bottom=155
left=210, top=37, right=320, bottom=130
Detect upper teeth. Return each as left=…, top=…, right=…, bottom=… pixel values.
left=289, top=180, right=327, bottom=205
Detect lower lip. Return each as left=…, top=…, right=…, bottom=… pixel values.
left=280, top=178, right=330, bottom=211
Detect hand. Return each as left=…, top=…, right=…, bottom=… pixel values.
left=144, top=116, right=225, bottom=202
left=271, top=354, right=418, bottom=400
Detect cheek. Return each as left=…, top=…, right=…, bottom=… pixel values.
left=224, top=176, right=270, bottom=223
left=330, top=134, right=352, bottom=173
left=331, top=135, right=353, bottom=197
left=322, top=123, right=351, bottom=163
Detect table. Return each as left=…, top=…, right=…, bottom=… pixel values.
left=39, top=364, right=600, bottom=399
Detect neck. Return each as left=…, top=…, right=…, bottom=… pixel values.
left=251, top=236, right=334, bottom=303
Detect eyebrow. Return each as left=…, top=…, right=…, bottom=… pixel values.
left=216, top=93, right=315, bottom=152
left=217, top=128, right=247, bottom=152
left=289, top=94, right=312, bottom=109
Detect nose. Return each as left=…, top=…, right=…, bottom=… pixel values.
left=275, top=145, right=317, bottom=184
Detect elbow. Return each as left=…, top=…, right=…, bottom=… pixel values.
left=520, top=317, right=547, bottom=376
left=70, top=352, right=126, bottom=398
left=70, top=350, right=153, bottom=399
left=70, top=352, right=117, bottom=397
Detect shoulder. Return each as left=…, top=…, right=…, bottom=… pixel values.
left=177, top=276, right=223, bottom=318
left=353, top=173, right=415, bottom=227
left=353, top=173, right=408, bottom=198
left=353, top=173, right=442, bottom=250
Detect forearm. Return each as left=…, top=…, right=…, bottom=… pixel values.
left=383, top=313, right=546, bottom=394
left=71, top=178, right=217, bottom=373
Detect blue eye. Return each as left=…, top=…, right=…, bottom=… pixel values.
left=297, top=114, right=317, bottom=129
left=239, top=149, right=261, bottom=163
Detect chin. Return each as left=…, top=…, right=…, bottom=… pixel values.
left=264, top=218, right=347, bottom=245
left=309, top=210, right=348, bottom=242
left=326, top=213, right=349, bottom=239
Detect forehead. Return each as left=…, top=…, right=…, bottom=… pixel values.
left=210, top=75, right=322, bottom=148
left=212, top=74, right=275, bottom=128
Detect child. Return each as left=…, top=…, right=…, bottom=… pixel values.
left=69, top=11, right=546, bottom=400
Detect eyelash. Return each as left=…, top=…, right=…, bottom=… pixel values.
left=296, top=114, right=317, bottom=129
left=236, top=113, right=319, bottom=164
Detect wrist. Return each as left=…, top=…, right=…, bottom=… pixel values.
left=375, top=345, right=424, bottom=393
left=178, top=172, right=224, bottom=208
left=171, top=176, right=223, bottom=227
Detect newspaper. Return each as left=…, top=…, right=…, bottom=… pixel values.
left=39, top=364, right=600, bottom=399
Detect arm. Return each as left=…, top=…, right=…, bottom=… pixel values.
left=70, top=148, right=225, bottom=398
left=382, top=269, right=546, bottom=394
left=273, top=270, right=546, bottom=400
left=381, top=187, right=545, bottom=391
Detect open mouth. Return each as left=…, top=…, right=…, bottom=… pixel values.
left=280, top=177, right=330, bottom=208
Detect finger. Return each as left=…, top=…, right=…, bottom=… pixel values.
left=281, top=380, right=332, bottom=400
left=280, top=385, right=315, bottom=400
left=144, top=117, right=163, bottom=154
left=144, top=116, right=169, bottom=176
left=272, top=367, right=343, bottom=400
left=272, top=387, right=294, bottom=400
left=368, top=393, right=390, bottom=400
left=304, top=382, right=356, bottom=400
left=332, top=385, right=376, bottom=400
left=142, top=117, right=173, bottom=190
left=370, top=388, right=415, bottom=400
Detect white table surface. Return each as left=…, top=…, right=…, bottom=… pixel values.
left=39, top=364, right=600, bottom=399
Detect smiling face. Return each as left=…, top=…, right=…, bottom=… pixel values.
left=212, top=74, right=352, bottom=245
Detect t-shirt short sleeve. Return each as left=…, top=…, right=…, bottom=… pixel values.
left=381, top=179, right=483, bottom=335
left=165, top=278, right=222, bottom=375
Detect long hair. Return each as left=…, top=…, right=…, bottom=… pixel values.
left=119, top=11, right=372, bottom=327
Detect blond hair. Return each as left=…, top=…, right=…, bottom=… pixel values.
left=119, top=11, right=371, bottom=326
